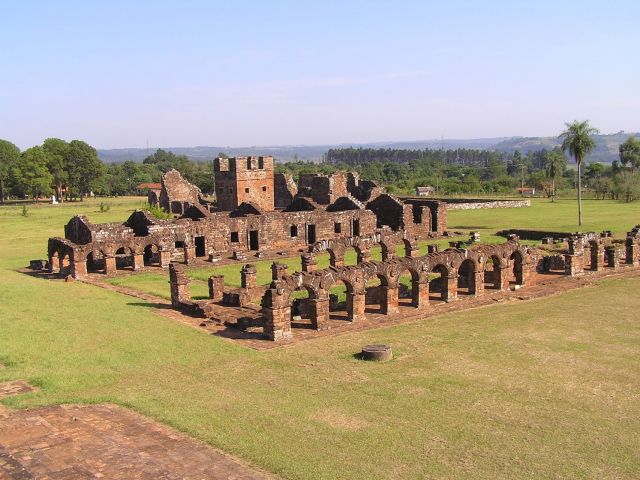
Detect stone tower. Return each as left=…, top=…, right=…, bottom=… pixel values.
left=213, top=156, right=275, bottom=212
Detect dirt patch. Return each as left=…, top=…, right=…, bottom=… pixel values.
left=0, top=404, right=275, bottom=479
left=310, top=408, right=371, bottom=431
left=0, top=381, right=35, bottom=399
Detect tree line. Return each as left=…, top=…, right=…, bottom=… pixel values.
left=0, top=138, right=217, bottom=203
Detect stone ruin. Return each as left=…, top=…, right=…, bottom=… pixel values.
left=158, top=225, right=640, bottom=342
left=47, top=156, right=446, bottom=278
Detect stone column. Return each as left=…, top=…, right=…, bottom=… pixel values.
left=626, top=241, right=639, bottom=266
left=241, top=264, right=257, bottom=289
left=72, top=259, right=87, bottom=279
left=169, top=263, right=190, bottom=307
left=301, top=253, right=317, bottom=272
left=104, top=256, right=117, bottom=275
left=404, top=242, right=420, bottom=258
left=132, top=253, right=145, bottom=271
left=346, top=290, right=366, bottom=321
left=379, top=285, right=399, bottom=315
left=208, top=275, right=224, bottom=301
left=443, top=273, right=458, bottom=302
left=564, top=254, right=584, bottom=276
left=271, top=262, right=288, bottom=281
left=605, top=246, right=619, bottom=269
left=160, top=250, right=172, bottom=268
left=413, top=280, right=430, bottom=308
left=496, top=265, right=509, bottom=290
left=590, top=243, right=604, bottom=271
left=184, top=245, right=196, bottom=265
left=311, top=296, right=330, bottom=330
left=381, top=244, right=395, bottom=261
left=262, top=289, right=292, bottom=341
left=473, top=269, right=484, bottom=297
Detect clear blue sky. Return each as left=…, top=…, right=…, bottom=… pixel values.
left=1, top=0, right=639, bottom=149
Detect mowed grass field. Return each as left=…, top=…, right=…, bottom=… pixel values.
left=1, top=197, right=640, bottom=479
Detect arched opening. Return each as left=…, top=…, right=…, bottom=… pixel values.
left=364, top=274, right=384, bottom=314
left=484, top=255, right=502, bottom=289
left=59, top=252, right=71, bottom=276
left=397, top=268, right=420, bottom=307
left=429, top=264, right=449, bottom=301
left=291, top=286, right=319, bottom=329
left=143, top=244, right=160, bottom=266
left=115, top=246, right=134, bottom=270
left=86, top=251, right=106, bottom=274
left=328, top=278, right=354, bottom=320
left=510, top=250, right=524, bottom=285
left=457, top=259, right=477, bottom=295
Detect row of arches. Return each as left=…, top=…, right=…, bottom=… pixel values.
left=263, top=244, right=530, bottom=336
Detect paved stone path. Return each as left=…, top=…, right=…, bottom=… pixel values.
left=0, top=404, right=274, bottom=479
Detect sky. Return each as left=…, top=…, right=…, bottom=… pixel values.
left=1, top=0, right=639, bottom=150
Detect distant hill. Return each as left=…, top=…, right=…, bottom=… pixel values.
left=97, top=133, right=639, bottom=164
left=493, top=132, right=640, bottom=163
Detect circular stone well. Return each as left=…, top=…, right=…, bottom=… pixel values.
left=360, top=344, right=392, bottom=361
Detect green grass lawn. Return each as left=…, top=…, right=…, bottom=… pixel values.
left=1, top=197, right=640, bottom=479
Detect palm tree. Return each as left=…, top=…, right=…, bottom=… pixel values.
left=559, top=120, right=599, bottom=225
left=543, top=149, right=566, bottom=202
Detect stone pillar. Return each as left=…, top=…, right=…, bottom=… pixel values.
left=301, top=253, right=317, bottom=272
left=72, top=259, right=87, bottom=279
left=184, top=245, right=196, bottom=265
left=590, top=243, right=604, bottom=271
left=241, top=264, right=257, bottom=289
left=271, top=262, right=288, bottom=281
left=132, top=253, right=145, bottom=271
left=311, top=297, right=330, bottom=330
left=379, top=285, right=399, bottom=315
left=605, top=246, right=619, bottom=269
left=473, top=269, right=484, bottom=297
left=443, top=273, right=457, bottom=302
left=169, top=263, right=190, bottom=307
left=497, top=265, right=509, bottom=290
left=626, top=241, right=639, bottom=266
left=356, top=248, right=371, bottom=264
left=262, top=289, right=292, bottom=341
left=208, top=275, right=224, bottom=301
left=564, top=254, right=584, bottom=276
left=104, top=256, right=117, bottom=275
left=346, top=290, right=366, bottom=321
left=413, top=280, right=430, bottom=308
left=160, top=250, right=172, bottom=268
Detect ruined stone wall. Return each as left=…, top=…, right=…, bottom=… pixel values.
left=159, top=169, right=204, bottom=215
left=214, top=156, right=275, bottom=212
left=274, top=173, right=297, bottom=209
left=297, top=172, right=349, bottom=205
left=445, top=199, right=531, bottom=210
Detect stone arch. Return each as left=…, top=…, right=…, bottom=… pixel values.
left=457, top=258, right=478, bottom=295
left=510, top=249, right=525, bottom=285
left=143, top=243, right=161, bottom=266
left=327, top=276, right=357, bottom=321
left=115, top=246, right=135, bottom=270
left=429, top=263, right=451, bottom=301
left=86, top=250, right=108, bottom=274
left=484, top=254, right=503, bottom=290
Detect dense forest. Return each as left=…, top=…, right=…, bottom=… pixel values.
left=1, top=136, right=640, bottom=203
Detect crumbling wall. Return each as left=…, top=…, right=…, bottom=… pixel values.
left=159, top=169, right=204, bottom=215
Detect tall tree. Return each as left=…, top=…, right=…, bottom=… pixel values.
left=619, top=136, right=640, bottom=171
left=0, top=140, right=20, bottom=203
left=543, top=149, right=566, bottom=202
left=42, top=138, right=70, bottom=202
left=66, top=140, right=104, bottom=200
left=559, top=120, right=599, bottom=226
left=11, top=146, right=53, bottom=199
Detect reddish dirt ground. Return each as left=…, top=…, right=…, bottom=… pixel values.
left=0, top=404, right=274, bottom=480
